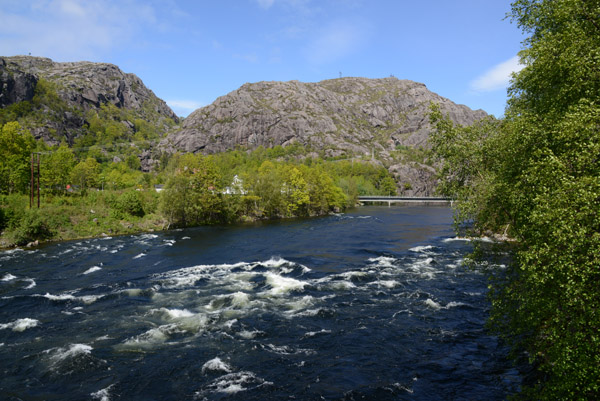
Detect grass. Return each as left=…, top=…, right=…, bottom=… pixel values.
left=0, top=191, right=167, bottom=248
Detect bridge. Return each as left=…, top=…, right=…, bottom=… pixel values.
left=358, top=196, right=453, bottom=206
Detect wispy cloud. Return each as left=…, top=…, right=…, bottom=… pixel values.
left=0, top=0, right=157, bottom=61
left=305, top=19, right=368, bottom=65
left=166, top=100, right=204, bottom=116
left=470, top=56, right=524, bottom=92
left=256, top=0, right=276, bottom=9
left=233, top=52, right=259, bottom=63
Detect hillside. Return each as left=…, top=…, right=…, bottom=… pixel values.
left=162, top=77, right=487, bottom=195
left=0, top=56, right=178, bottom=148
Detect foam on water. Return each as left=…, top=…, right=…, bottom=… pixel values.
left=424, top=299, right=442, bottom=309
left=23, top=278, right=36, bottom=289
left=443, top=237, right=472, bottom=243
left=262, top=256, right=311, bottom=273
left=374, top=280, right=401, bottom=289
left=120, top=325, right=178, bottom=348
left=0, top=318, right=40, bottom=332
left=48, top=344, right=93, bottom=365
left=230, top=291, right=251, bottom=308
left=2, top=273, right=17, bottom=281
left=195, top=371, right=272, bottom=396
left=304, top=329, right=332, bottom=338
left=263, top=343, right=316, bottom=356
left=368, top=256, right=397, bottom=268
left=424, top=299, right=467, bottom=310
left=133, top=253, right=146, bottom=259
left=263, top=272, right=308, bottom=296
left=282, top=295, right=315, bottom=314
left=237, top=330, right=264, bottom=339
left=202, top=357, right=232, bottom=374
left=151, top=307, right=195, bottom=319
left=40, top=293, right=102, bottom=304
left=409, top=245, right=435, bottom=253
left=91, top=384, right=114, bottom=401
left=83, top=266, right=103, bottom=275
left=329, top=280, right=356, bottom=290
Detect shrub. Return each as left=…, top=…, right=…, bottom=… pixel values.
left=114, top=190, right=145, bottom=218
left=10, top=209, right=54, bottom=245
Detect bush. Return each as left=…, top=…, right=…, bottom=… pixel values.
left=10, top=209, right=54, bottom=245
left=113, top=190, right=145, bottom=218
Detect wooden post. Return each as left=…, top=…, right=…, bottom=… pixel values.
left=37, top=153, right=40, bottom=208
left=30, top=153, right=34, bottom=208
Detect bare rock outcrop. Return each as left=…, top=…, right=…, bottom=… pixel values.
left=0, top=56, right=178, bottom=145
left=162, top=77, right=487, bottom=195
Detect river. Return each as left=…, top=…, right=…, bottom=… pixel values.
left=0, top=206, right=520, bottom=400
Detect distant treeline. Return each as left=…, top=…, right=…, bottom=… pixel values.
left=0, top=119, right=396, bottom=246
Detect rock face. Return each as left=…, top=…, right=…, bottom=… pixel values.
left=162, top=77, right=487, bottom=195
left=0, top=56, right=178, bottom=144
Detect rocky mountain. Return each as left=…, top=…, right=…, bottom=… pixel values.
left=162, top=77, right=487, bottom=195
left=0, top=56, right=178, bottom=145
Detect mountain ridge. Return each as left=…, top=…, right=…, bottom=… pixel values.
left=162, top=76, right=487, bottom=195
left=0, top=55, right=178, bottom=146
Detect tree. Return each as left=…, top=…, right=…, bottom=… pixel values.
left=0, top=122, right=36, bottom=194
left=42, top=143, right=75, bottom=193
left=70, top=157, right=100, bottom=193
left=159, top=153, right=225, bottom=227
left=430, top=1, right=600, bottom=398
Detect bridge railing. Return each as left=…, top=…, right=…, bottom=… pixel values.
left=358, top=196, right=452, bottom=201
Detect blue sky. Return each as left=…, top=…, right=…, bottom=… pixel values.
left=0, top=0, right=525, bottom=118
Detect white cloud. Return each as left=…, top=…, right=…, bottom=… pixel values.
left=0, top=0, right=157, bottom=61
left=470, top=56, right=524, bottom=92
left=305, top=20, right=368, bottom=65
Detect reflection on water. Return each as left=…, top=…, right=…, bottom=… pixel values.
left=0, top=206, right=520, bottom=400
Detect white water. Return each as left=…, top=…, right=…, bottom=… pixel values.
left=0, top=318, right=40, bottom=332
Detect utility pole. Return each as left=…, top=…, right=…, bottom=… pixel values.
left=30, top=152, right=41, bottom=208
left=30, top=153, right=34, bottom=208
left=37, top=153, right=40, bottom=208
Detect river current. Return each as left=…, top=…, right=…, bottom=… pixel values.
left=0, top=206, right=520, bottom=400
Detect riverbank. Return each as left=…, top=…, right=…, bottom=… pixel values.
left=0, top=191, right=350, bottom=250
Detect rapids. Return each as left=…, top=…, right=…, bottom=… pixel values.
left=0, top=206, right=520, bottom=400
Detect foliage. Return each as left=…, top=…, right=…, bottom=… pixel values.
left=70, top=157, right=100, bottom=192
left=159, top=153, right=225, bottom=227
left=0, top=122, right=36, bottom=194
left=430, top=1, right=600, bottom=398
left=111, top=190, right=145, bottom=218
left=9, top=208, right=54, bottom=245
left=41, top=143, right=76, bottom=193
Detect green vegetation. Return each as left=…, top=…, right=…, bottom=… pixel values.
left=430, top=1, right=600, bottom=398
left=0, top=115, right=397, bottom=247
left=0, top=122, right=36, bottom=194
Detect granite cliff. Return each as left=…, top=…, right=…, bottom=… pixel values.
left=0, top=56, right=178, bottom=146
left=162, top=77, right=487, bottom=195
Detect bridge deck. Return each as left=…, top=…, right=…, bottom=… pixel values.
left=358, top=196, right=453, bottom=205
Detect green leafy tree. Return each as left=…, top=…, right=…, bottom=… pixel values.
left=41, top=143, right=76, bottom=193
left=159, top=153, right=225, bottom=227
left=70, top=157, right=100, bottom=193
left=431, top=1, right=600, bottom=398
left=0, top=122, right=36, bottom=194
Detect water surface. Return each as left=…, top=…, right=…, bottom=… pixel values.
left=0, top=206, right=519, bottom=400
